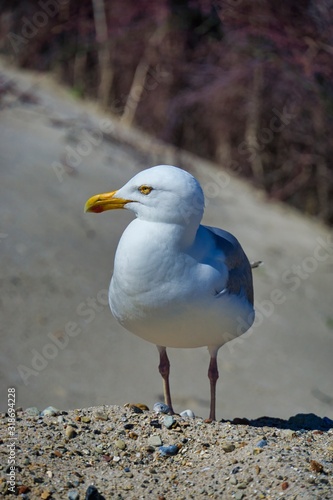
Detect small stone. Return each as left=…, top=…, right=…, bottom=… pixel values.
left=281, top=481, right=289, bottom=490
left=159, top=444, right=179, bottom=456
left=68, top=491, right=80, bottom=500
left=115, top=439, right=126, bottom=450
left=81, top=416, right=91, bottom=423
left=282, top=429, right=296, bottom=438
left=133, top=403, right=149, bottom=411
left=18, top=486, right=30, bottom=494
left=124, top=423, right=134, bottom=430
left=164, top=415, right=176, bottom=429
left=93, top=411, right=108, bottom=421
left=41, top=406, right=60, bottom=417
left=65, top=425, right=77, bottom=439
left=310, top=460, right=324, bottom=473
left=222, top=443, right=235, bottom=453
left=234, top=493, right=245, bottom=500
left=231, top=466, right=241, bottom=474
left=255, top=465, right=261, bottom=475
left=145, top=445, right=155, bottom=453
left=230, top=476, right=238, bottom=485
left=148, top=435, right=162, bottom=447
left=41, top=491, right=52, bottom=500
left=180, top=409, right=195, bottom=419
left=125, top=404, right=143, bottom=414
left=85, top=485, right=105, bottom=499
left=122, top=483, right=133, bottom=490
left=150, top=419, right=162, bottom=429
left=25, top=407, right=40, bottom=416
left=153, top=402, right=171, bottom=414
left=237, top=482, right=247, bottom=489
left=256, top=439, right=268, bottom=448
left=33, top=477, right=44, bottom=484
left=129, top=432, right=138, bottom=439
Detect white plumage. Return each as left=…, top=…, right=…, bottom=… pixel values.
left=85, top=165, right=254, bottom=420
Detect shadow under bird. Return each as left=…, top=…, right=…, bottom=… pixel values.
left=85, top=165, right=255, bottom=420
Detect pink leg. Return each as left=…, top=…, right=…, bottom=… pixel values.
left=157, top=346, right=174, bottom=413
left=208, top=347, right=220, bottom=421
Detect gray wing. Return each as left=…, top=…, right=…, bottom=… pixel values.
left=204, top=225, right=254, bottom=305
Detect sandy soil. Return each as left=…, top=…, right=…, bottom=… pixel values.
left=1, top=404, right=333, bottom=499
left=1, top=59, right=333, bottom=423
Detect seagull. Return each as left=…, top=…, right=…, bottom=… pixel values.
left=85, top=165, right=255, bottom=420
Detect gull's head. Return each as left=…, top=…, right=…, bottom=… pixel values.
left=85, top=165, right=204, bottom=226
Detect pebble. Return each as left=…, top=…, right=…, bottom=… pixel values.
left=222, top=443, right=235, bottom=453
left=180, top=409, right=195, bottom=419
left=164, top=415, right=176, bottom=429
left=124, top=423, right=134, bottom=430
left=159, top=445, right=179, bottom=456
left=150, top=419, right=162, bottom=429
left=234, top=493, right=245, bottom=500
left=85, top=485, right=105, bottom=499
left=25, top=407, right=40, bottom=416
left=65, top=425, right=77, bottom=439
left=132, top=403, right=149, bottom=411
left=93, top=411, right=108, bottom=421
left=68, top=490, right=80, bottom=500
left=81, top=416, right=91, bottom=423
left=115, top=439, right=126, bottom=450
left=153, top=402, right=171, bottom=414
left=256, top=439, right=268, bottom=448
left=148, top=435, right=162, bottom=447
left=310, top=459, right=324, bottom=472
left=125, top=404, right=143, bottom=414
left=41, top=491, right=52, bottom=500
left=41, top=406, right=60, bottom=417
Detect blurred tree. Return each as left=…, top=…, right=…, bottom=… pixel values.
left=0, top=0, right=332, bottom=223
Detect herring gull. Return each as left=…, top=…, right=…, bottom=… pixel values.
left=85, top=165, right=255, bottom=420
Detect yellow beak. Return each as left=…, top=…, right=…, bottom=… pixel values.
left=84, top=190, right=131, bottom=213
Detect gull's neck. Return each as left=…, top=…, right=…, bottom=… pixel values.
left=129, top=218, right=199, bottom=251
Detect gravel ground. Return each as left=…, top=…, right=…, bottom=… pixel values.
left=1, top=404, right=333, bottom=499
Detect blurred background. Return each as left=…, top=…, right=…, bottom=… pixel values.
left=0, top=1, right=332, bottom=420
left=1, top=0, right=333, bottom=222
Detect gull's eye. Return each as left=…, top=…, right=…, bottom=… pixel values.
left=139, top=185, right=153, bottom=195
